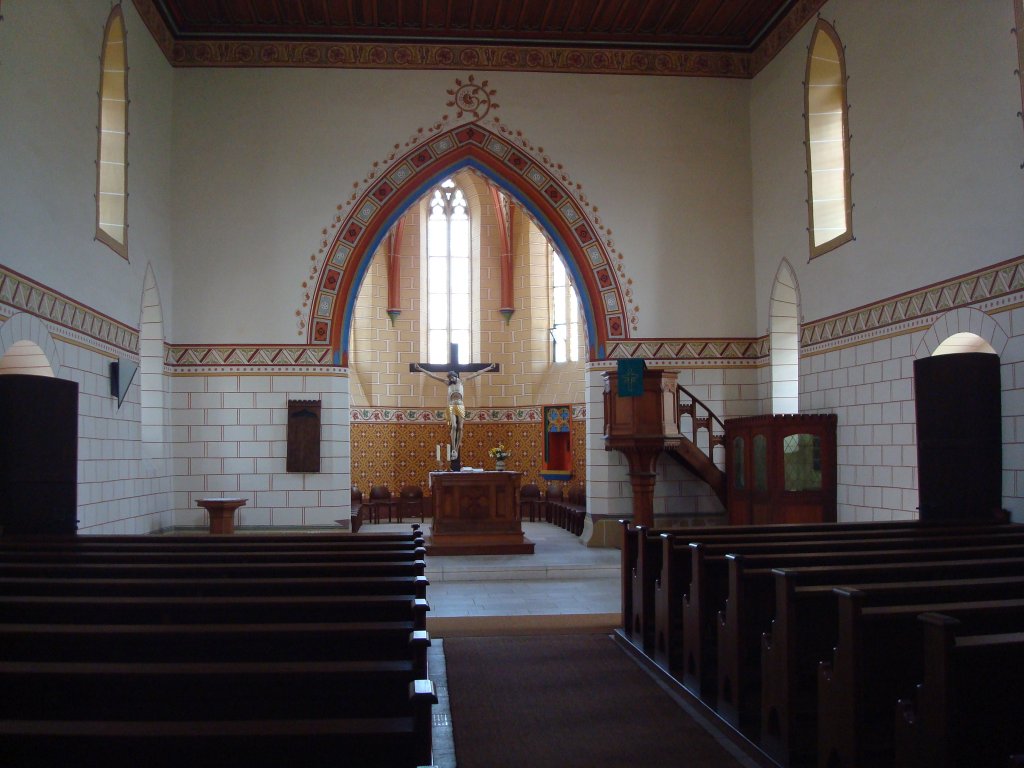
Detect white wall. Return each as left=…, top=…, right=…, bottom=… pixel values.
left=0, top=0, right=177, bottom=336
left=751, top=0, right=1024, bottom=332
left=169, top=68, right=756, bottom=343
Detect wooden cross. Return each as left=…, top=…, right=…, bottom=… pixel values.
left=408, top=343, right=499, bottom=378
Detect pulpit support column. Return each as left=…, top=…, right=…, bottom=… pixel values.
left=603, top=370, right=681, bottom=528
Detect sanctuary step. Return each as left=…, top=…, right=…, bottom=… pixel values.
left=362, top=521, right=620, bottom=584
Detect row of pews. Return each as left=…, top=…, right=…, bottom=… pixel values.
left=0, top=527, right=436, bottom=767
left=620, top=518, right=1024, bottom=768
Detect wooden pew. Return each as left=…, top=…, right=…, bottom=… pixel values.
left=0, top=705, right=436, bottom=768
left=757, top=556, right=1024, bottom=766
left=0, top=539, right=425, bottom=554
left=0, top=529, right=436, bottom=767
left=894, top=614, right=1024, bottom=768
left=0, top=593, right=430, bottom=628
left=0, top=659, right=428, bottom=720
left=682, top=537, right=1024, bottom=703
left=641, top=521, right=1017, bottom=661
left=0, top=547, right=427, bottom=564
left=0, top=573, right=430, bottom=599
left=818, top=590, right=1024, bottom=768
left=0, top=558, right=427, bottom=580
left=0, top=622, right=432, bottom=675
left=0, top=529, right=422, bottom=547
left=724, top=572, right=1024, bottom=738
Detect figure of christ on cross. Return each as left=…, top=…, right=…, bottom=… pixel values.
left=411, top=343, right=498, bottom=471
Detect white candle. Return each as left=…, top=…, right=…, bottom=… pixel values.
left=446, top=444, right=451, bottom=460
left=436, top=444, right=441, bottom=461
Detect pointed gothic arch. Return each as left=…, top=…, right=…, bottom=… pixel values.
left=769, top=259, right=801, bottom=414
left=308, top=124, right=629, bottom=364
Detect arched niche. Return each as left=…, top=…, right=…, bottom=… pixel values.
left=0, top=312, right=63, bottom=379
left=308, top=124, right=629, bottom=364
left=0, top=340, right=54, bottom=377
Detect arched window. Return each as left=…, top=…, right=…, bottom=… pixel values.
left=96, top=6, right=128, bottom=258
left=426, top=179, right=471, bottom=364
left=550, top=250, right=579, bottom=363
left=804, top=19, right=852, bottom=259
left=770, top=260, right=800, bottom=414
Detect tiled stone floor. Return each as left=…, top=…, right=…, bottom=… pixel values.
left=361, top=520, right=621, bottom=620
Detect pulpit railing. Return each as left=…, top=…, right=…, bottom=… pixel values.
left=676, top=385, right=726, bottom=461
left=670, top=385, right=727, bottom=505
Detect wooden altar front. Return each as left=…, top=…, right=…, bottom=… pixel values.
left=427, top=471, right=535, bottom=555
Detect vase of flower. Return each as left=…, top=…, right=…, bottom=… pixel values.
left=488, top=443, right=510, bottom=471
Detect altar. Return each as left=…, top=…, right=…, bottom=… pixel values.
left=427, top=470, right=535, bottom=555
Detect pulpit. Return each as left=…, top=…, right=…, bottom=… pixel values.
left=603, top=368, right=681, bottom=527
left=427, top=471, right=534, bottom=555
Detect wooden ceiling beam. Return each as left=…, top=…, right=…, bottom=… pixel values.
left=654, top=0, right=681, bottom=34
left=630, top=0, right=657, bottom=33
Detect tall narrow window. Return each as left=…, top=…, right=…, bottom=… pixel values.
left=551, top=250, right=579, bottom=363
left=426, top=180, right=471, bottom=364
left=804, top=20, right=852, bottom=259
left=96, top=6, right=128, bottom=259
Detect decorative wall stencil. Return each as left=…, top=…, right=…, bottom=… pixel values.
left=300, top=76, right=640, bottom=360
left=166, top=344, right=334, bottom=368
left=350, top=406, right=561, bottom=424
left=605, top=338, right=767, bottom=363
left=350, top=416, right=587, bottom=501
left=0, top=266, right=138, bottom=355
left=799, top=254, right=1024, bottom=352
left=447, top=76, right=498, bottom=120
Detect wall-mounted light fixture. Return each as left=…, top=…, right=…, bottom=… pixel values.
left=109, top=358, right=138, bottom=409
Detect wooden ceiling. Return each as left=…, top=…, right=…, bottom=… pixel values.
left=150, top=0, right=796, bottom=51
left=133, top=0, right=825, bottom=75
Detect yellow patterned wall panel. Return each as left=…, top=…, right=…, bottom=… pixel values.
left=350, top=417, right=587, bottom=501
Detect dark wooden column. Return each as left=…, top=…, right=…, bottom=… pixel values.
left=603, top=369, right=681, bottom=527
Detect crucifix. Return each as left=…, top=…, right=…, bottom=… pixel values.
left=410, top=342, right=499, bottom=471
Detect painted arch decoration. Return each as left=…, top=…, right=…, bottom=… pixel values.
left=306, top=121, right=631, bottom=364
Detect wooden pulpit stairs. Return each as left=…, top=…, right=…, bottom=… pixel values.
left=603, top=370, right=727, bottom=526
left=665, top=385, right=727, bottom=507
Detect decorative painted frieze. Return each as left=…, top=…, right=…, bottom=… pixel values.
left=132, top=0, right=825, bottom=79
left=801, top=255, right=1024, bottom=351
left=350, top=405, right=586, bottom=424
left=165, top=344, right=335, bottom=369
left=605, top=338, right=767, bottom=363
left=0, top=266, right=139, bottom=355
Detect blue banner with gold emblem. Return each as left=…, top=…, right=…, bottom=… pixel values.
left=617, top=359, right=645, bottom=397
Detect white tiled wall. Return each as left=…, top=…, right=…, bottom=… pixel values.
left=170, top=371, right=350, bottom=529
left=0, top=312, right=170, bottom=534
left=8, top=278, right=1024, bottom=538
left=799, top=304, right=1019, bottom=523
